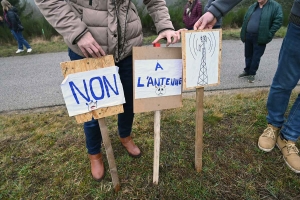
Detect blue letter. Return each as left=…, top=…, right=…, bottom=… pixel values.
left=69, top=80, right=90, bottom=104
left=147, top=77, right=154, bottom=87
left=155, top=62, right=164, bottom=71
left=166, top=78, right=170, bottom=85
left=90, top=77, right=105, bottom=100
left=137, top=77, right=144, bottom=87
left=103, top=74, right=119, bottom=98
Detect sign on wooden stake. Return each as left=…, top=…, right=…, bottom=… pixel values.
left=60, top=56, right=122, bottom=192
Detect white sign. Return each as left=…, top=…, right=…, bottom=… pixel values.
left=135, top=59, right=182, bottom=99
left=185, top=31, right=220, bottom=88
left=61, top=66, right=125, bottom=116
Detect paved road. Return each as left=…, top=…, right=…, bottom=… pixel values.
left=0, top=38, right=296, bottom=112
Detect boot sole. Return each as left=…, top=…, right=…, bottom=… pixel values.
left=258, top=142, right=274, bottom=152
left=276, top=144, right=300, bottom=173
left=128, top=152, right=142, bottom=158
left=92, top=168, right=106, bottom=182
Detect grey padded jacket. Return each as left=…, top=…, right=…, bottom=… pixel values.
left=35, top=0, right=174, bottom=62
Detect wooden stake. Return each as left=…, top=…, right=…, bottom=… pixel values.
left=195, top=87, right=204, bottom=172
left=153, top=110, right=161, bottom=185
left=98, top=118, right=120, bottom=192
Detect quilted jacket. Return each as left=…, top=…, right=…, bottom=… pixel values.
left=35, top=0, right=174, bottom=62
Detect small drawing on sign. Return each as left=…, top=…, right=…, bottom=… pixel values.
left=188, top=32, right=216, bottom=86
left=155, top=85, right=166, bottom=96
left=86, top=100, right=98, bottom=111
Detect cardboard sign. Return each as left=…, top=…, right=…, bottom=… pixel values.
left=181, top=29, right=222, bottom=90
left=135, top=59, right=182, bottom=99
left=133, top=47, right=182, bottom=113
left=61, top=66, right=125, bottom=116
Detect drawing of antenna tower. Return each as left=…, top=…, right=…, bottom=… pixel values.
left=189, top=32, right=216, bottom=87
left=197, top=36, right=208, bottom=85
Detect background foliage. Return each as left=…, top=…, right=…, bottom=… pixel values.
left=0, top=0, right=294, bottom=44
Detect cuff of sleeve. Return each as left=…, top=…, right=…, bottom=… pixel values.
left=72, top=28, right=89, bottom=45
left=158, top=28, right=175, bottom=35
left=207, top=6, right=222, bottom=20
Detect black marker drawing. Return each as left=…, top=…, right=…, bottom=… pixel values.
left=188, top=32, right=217, bottom=86
left=155, top=85, right=166, bottom=96
left=86, top=100, right=98, bottom=111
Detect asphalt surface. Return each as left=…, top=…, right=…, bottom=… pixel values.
left=0, top=38, right=297, bottom=112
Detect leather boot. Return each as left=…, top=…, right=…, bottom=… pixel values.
left=88, top=153, right=105, bottom=181
left=120, top=136, right=141, bottom=158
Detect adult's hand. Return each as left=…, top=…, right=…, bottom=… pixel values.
left=175, top=28, right=188, bottom=41
left=193, top=12, right=217, bottom=30
left=152, top=29, right=180, bottom=47
left=77, top=32, right=106, bottom=58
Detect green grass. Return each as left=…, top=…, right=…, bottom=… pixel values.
left=1, top=89, right=300, bottom=199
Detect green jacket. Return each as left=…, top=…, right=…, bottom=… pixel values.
left=240, top=0, right=283, bottom=44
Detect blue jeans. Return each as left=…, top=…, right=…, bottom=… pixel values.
left=68, top=49, right=134, bottom=154
left=244, top=32, right=266, bottom=75
left=11, top=30, right=31, bottom=50
left=266, top=23, right=300, bottom=142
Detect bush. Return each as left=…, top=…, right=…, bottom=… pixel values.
left=21, top=17, right=58, bottom=40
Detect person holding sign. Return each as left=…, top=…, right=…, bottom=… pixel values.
left=194, top=0, right=300, bottom=173
left=35, top=0, right=180, bottom=181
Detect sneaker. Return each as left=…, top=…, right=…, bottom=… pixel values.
left=258, top=124, right=280, bottom=152
left=248, top=75, right=255, bottom=83
left=238, top=71, right=249, bottom=78
left=277, top=134, right=300, bottom=173
left=27, top=48, right=32, bottom=53
left=16, top=49, right=24, bottom=53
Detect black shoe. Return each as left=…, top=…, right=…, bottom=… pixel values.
left=238, top=71, right=249, bottom=78
left=248, top=75, right=255, bottom=83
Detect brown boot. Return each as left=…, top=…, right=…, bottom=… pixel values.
left=120, top=136, right=141, bottom=158
left=88, top=153, right=105, bottom=181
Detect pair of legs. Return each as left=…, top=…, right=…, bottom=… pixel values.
left=11, top=30, right=31, bottom=51
left=68, top=49, right=135, bottom=154
left=240, top=32, right=266, bottom=82
left=258, top=22, right=300, bottom=173
left=68, top=49, right=141, bottom=180
left=244, top=32, right=266, bottom=76
left=266, top=22, right=300, bottom=142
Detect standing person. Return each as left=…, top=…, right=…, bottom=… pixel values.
left=1, top=0, right=32, bottom=53
left=204, top=0, right=222, bottom=29
left=194, top=0, right=300, bottom=173
left=239, top=0, right=282, bottom=83
left=183, top=0, right=202, bottom=30
left=35, top=0, right=180, bottom=181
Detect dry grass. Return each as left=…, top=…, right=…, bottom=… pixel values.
left=1, top=89, right=300, bottom=199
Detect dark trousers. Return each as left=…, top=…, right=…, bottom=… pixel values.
left=244, top=32, right=266, bottom=75
left=68, top=49, right=134, bottom=154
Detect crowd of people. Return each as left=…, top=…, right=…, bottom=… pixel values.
left=1, top=0, right=299, bottom=182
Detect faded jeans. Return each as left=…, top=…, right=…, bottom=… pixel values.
left=68, top=49, right=134, bottom=154
left=266, top=23, right=300, bottom=142
left=11, top=30, right=31, bottom=50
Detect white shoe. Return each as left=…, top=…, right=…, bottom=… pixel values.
left=16, top=49, right=24, bottom=53
left=27, top=48, right=32, bottom=53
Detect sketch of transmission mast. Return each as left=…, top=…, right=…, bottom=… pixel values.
left=188, top=32, right=217, bottom=86
left=198, top=36, right=208, bottom=85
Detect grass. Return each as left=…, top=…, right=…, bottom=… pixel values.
left=0, top=27, right=287, bottom=58
left=1, top=89, right=300, bottom=199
